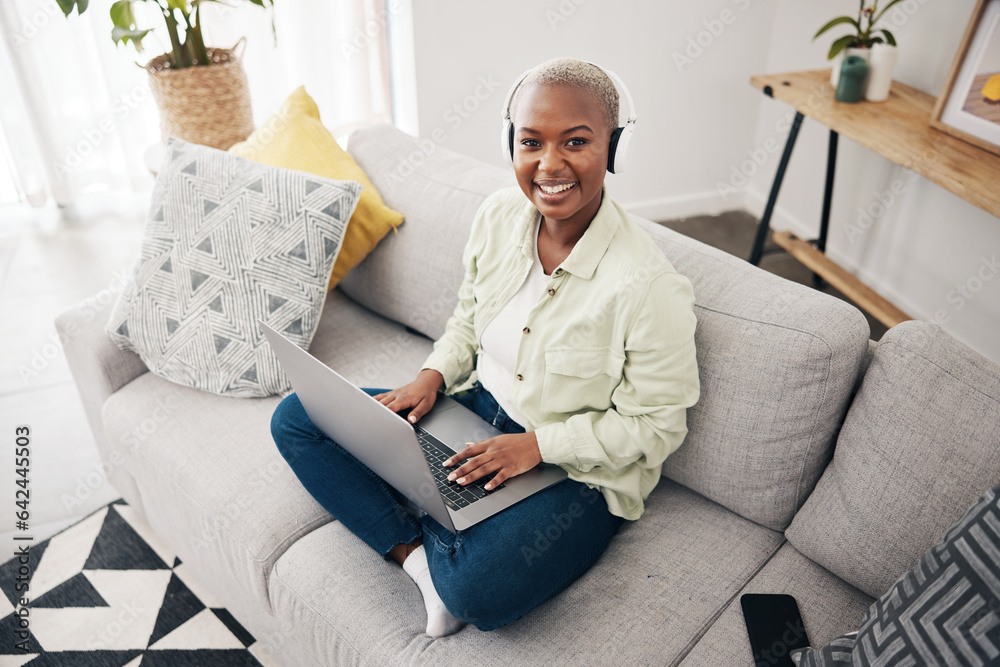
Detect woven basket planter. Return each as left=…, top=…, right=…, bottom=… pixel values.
left=145, top=41, right=255, bottom=151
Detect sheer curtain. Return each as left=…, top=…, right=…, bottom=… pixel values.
left=0, top=0, right=394, bottom=216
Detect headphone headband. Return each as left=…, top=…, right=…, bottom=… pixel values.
left=500, top=60, right=637, bottom=174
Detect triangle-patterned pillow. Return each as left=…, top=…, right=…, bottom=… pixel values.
left=107, top=138, right=362, bottom=397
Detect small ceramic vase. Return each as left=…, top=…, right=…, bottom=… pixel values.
left=836, top=56, right=869, bottom=103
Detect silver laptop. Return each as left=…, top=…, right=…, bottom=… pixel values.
left=260, top=321, right=567, bottom=532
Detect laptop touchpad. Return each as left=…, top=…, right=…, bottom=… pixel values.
left=418, top=395, right=503, bottom=452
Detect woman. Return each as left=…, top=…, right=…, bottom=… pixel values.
left=271, top=57, right=699, bottom=637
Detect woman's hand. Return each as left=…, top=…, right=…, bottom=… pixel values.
left=372, top=369, right=444, bottom=423
left=444, top=432, right=542, bottom=490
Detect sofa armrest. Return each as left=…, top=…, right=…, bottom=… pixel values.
left=55, top=294, right=148, bottom=457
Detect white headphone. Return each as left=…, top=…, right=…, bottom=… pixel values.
left=500, top=61, right=637, bottom=174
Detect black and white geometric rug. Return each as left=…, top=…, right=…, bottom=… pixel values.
left=0, top=498, right=281, bottom=666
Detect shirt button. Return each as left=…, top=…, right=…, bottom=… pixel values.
left=554, top=268, right=564, bottom=276
left=516, top=374, right=524, bottom=381
left=547, top=288, right=556, bottom=296
left=522, top=327, right=530, bottom=334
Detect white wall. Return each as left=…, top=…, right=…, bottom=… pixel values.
left=408, top=0, right=1000, bottom=363
left=409, top=0, right=777, bottom=219
left=745, top=0, right=1000, bottom=362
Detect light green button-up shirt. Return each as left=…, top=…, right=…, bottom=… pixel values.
left=422, top=186, right=700, bottom=520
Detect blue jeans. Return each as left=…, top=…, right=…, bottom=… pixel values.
left=270, top=382, right=624, bottom=631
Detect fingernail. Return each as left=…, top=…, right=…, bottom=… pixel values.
left=448, top=473, right=456, bottom=481
left=408, top=415, right=416, bottom=423
left=457, top=477, right=465, bottom=484
left=444, top=458, right=452, bottom=466
left=485, top=483, right=492, bottom=490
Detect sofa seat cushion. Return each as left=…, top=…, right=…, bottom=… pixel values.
left=786, top=320, right=1000, bottom=598
left=634, top=218, right=871, bottom=532
left=678, top=543, right=874, bottom=666
left=266, top=479, right=784, bottom=666
left=100, top=290, right=434, bottom=608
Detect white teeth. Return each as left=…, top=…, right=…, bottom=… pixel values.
left=538, top=183, right=576, bottom=194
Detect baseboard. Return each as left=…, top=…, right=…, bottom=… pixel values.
left=743, top=185, right=928, bottom=323
left=624, top=190, right=747, bottom=223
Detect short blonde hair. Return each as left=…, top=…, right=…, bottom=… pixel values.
left=511, top=57, right=620, bottom=133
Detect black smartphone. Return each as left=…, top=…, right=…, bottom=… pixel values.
left=740, top=593, right=811, bottom=667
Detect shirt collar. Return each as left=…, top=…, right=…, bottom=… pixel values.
left=517, top=186, right=619, bottom=280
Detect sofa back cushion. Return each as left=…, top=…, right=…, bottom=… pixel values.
left=341, top=125, right=510, bottom=341
left=346, top=124, right=871, bottom=531
left=786, top=320, right=1000, bottom=598
left=633, top=219, right=870, bottom=531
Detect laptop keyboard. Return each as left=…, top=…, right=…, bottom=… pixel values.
left=415, top=427, right=505, bottom=510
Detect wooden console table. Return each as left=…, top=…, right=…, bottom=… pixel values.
left=748, top=69, right=1000, bottom=328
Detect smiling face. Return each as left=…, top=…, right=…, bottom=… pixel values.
left=512, top=82, right=611, bottom=230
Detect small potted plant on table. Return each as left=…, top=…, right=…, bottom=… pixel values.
left=815, top=0, right=903, bottom=102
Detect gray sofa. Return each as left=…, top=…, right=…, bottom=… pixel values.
left=57, top=124, right=1000, bottom=666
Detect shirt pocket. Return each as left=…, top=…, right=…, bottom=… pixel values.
left=542, top=346, right=625, bottom=415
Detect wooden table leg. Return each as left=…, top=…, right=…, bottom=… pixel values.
left=813, top=129, right=839, bottom=287
left=749, top=111, right=804, bottom=266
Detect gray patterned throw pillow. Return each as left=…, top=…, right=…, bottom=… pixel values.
left=792, top=482, right=1000, bottom=667
left=107, top=138, right=362, bottom=397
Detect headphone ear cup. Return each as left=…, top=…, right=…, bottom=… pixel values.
left=609, top=124, right=634, bottom=174
left=607, top=127, right=624, bottom=174
left=500, top=119, right=513, bottom=167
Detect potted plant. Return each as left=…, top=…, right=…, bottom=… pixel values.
left=815, top=0, right=902, bottom=100
left=58, top=0, right=275, bottom=150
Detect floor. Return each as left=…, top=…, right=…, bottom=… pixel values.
left=0, top=196, right=148, bottom=564
left=0, top=198, right=885, bottom=566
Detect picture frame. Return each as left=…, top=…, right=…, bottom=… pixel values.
left=931, top=0, right=1000, bottom=157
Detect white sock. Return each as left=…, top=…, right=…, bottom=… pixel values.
left=401, top=544, right=465, bottom=637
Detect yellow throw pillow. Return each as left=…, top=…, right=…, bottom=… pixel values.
left=229, top=86, right=404, bottom=289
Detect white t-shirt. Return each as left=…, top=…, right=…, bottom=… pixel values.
left=476, top=218, right=548, bottom=427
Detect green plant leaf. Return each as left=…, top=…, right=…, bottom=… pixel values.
left=827, top=34, right=859, bottom=60
left=871, top=0, right=906, bottom=27
left=110, top=0, right=151, bottom=53
left=166, top=0, right=191, bottom=14
left=814, top=16, right=860, bottom=40
left=109, top=0, right=135, bottom=29
left=112, top=26, right=152, bottom=51
left=880, top=28, right=897, bottom=46
left=56, top=0, right=84, bottom=16
left=869, top=36, right=884, bottom=45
